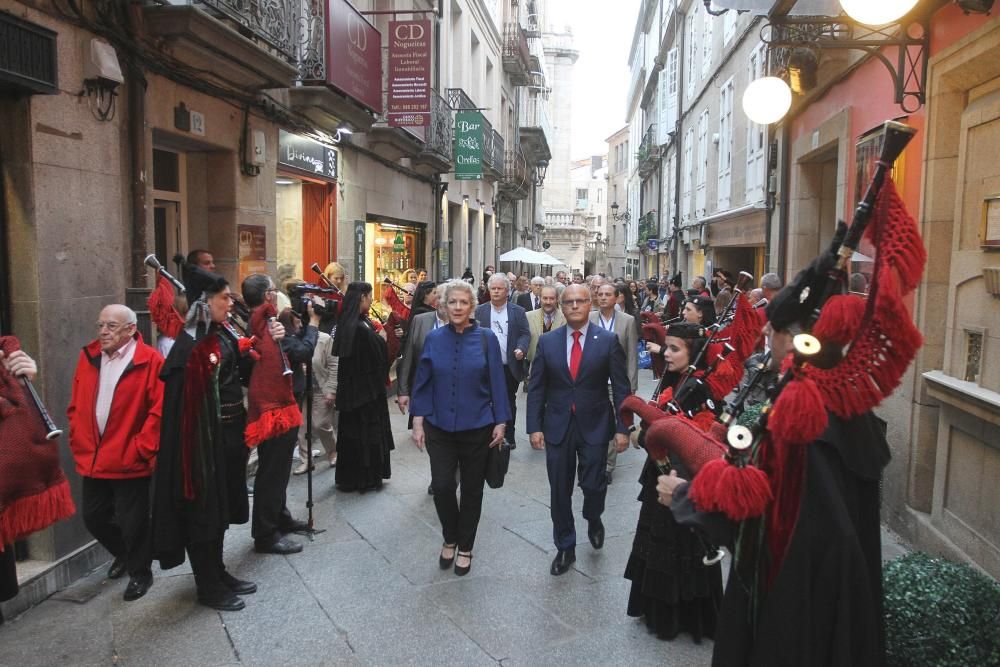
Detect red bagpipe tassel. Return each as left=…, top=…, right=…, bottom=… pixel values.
left=768, top=363, right=828, bottom=446
left=688, top=457, right=772, bottom=521
left=382, top=282, right=411, bottom=322
left=813, top=294, right=865, bottom=346
left=237, top=335, right=261, bottom=361
left=147, top=274, right=184, bottom=339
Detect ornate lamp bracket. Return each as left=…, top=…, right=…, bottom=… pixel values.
left=762, top=14, right=929, bottom=113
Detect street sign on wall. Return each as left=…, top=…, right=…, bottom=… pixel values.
left=354, top=220, right=366, bottom=281
left=454, top=111, right=484, bottom=180
left=387, top=19, right=431, bottom=127
left=278, top=130, right=338, bottom=181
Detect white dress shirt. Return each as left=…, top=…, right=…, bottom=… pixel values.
left=95, top=337, right=137, bottom=436
left=565, top=322, right=590, bottom=367
left=491, top=304, right=509, bottom=365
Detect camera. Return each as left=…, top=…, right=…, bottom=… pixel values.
left=288, top=283, right=340, bottom=319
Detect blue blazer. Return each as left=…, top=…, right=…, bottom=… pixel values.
left=526, top=325, right=631, bottom=446
left=475, top=302, right=531, bottom=382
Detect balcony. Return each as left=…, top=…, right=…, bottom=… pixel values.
left=519, top=95, right=552, bottom=166
left=636, top=125, right=660, bottom=178
left=502, top=22, right=532, bottom=86
left=637, top=211, right=658, bottom=246
left=142, top=0, right=299, bottom=89
left=500, top=146, right=531, bottom=200
left=368, top=89, right=453, bottom=175
left=445, top=87, right=476, bottom=112
left=483, top=126, right=505, bottom=181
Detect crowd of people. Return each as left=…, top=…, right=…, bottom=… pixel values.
left=0, top=248, right=897, bottom=666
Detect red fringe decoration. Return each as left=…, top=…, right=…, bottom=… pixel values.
left=382, top=283, right=411, bottom=322
left=813, top=294, right=865, bottom=346
left=689, top=458, right=772, bottom=521
left=237, top=335, right=261, bottom=361
left=147, top=274, right=184, bottom=339
left=179, top=333, right=221, bottom=500
left=642, top=321, right=667, bottom=379
left=768, top=374, right=828, bottom=446
left=706, top=355, right=745, bottom=402
left=639, top=311, right=660, bottom=326
left=244, top=402, right=303, bottom=448
left=763, top=438, right=808, bottom=587
left=0, top=479, right=76, bottom=546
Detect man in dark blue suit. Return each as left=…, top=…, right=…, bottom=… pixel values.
left=476, top=274, right=530, bottom=446
left=527, top=284, right=631, bottom=575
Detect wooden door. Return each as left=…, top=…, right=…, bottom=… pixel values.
left=301, top=182, right=334, bottom=274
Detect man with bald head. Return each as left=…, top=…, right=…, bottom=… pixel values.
left=68, top=304, right=165, bottom=602
left=527, top=284, right=630, bottom=575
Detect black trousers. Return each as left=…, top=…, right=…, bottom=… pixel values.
left=186, top=531, right=228, bottom=598
left=425, top=422, right=492, bottom=552
left=251, top=427, right=299, bottom=545
left=503, top=364, right=519, bottom=444
left=221, top=414, right=250, bottom=525
left=81, top=476, right=152, bottom=577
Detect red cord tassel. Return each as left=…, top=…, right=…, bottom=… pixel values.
left=813, top=294, right=865, bottom=346
left=768, top=375, right=828, bottom=446
left=689, top=458, right=772, bottom=520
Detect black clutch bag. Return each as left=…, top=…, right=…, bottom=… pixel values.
left=485, top=442, right=512, bottom=489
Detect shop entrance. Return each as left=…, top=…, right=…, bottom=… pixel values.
left=276, top=178, right=335, bottom=284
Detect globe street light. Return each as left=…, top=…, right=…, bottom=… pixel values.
left=838, top=0, right=919, bottom=26
left=742, top=76, right=793, bottom=125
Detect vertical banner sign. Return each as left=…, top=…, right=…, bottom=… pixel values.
left=326, top=0, right=383, bottom=113
left=237, top=224, right=267, bottom=286
left=354, top=220, right=366, bottom=281
left=387, top=19, right=432, bottom=127
left=454, top=111, right=484, bottom=180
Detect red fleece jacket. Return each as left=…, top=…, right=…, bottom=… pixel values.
left=66, top=334, right=164, bottom=479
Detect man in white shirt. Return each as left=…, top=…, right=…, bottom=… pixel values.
left=516, top=276, right=545, bottom=311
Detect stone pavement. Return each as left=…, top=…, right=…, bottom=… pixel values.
left=0, top=369, right=907, bottom=666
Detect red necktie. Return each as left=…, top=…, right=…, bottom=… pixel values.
left=569, top=330, right=582, bottom=381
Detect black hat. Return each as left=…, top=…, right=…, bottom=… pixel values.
left=766, top=221, right=847, bottom=332
left=669, top=272, right=683, bottom=288
left=664, top=322, right=706, bottom=339
left=180, top=257, right=228, bottom=305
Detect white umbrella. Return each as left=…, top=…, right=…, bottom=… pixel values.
left=498, top=247, right=542, bottom=263
left=534, top=252, right=566, bottom=266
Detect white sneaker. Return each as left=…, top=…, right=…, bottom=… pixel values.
left=292, top=461, right=314, bottom=475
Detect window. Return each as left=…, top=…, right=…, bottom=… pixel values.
left=682, top=128, right=694, bottom=222
left=965, top=329, right=984, bottom=383
left=686, top=14, right=697, bottom=102
left=746, top=42, right=767, bottom=203
left=696, top=110, right=709, bottom=217
left=723, top=10, right=737, bottom=44
left=664, top=47, right=679, bottom=133
left=576, top=188, right=589, bottom=210
left=663, top=153, right=675, bottom=234
left=718, top=77, right=734, bottom=209
left=701, top=7, right=713, bottom=78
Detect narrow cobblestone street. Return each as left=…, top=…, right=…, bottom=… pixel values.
left=0, top=371, right=720, bottom=666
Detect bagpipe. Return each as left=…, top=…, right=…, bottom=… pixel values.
left=625, top=120, right=924, bottom=527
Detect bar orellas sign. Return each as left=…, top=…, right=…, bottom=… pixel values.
left=326, top=0, right=382, bottom=113
left=388, top=19, right=432, bottom=127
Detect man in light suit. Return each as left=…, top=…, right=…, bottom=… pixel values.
left=526, top=285, right=565, bottom=365
left=527, top=284, right=631, bottom=576
left=590, top=283, right=638, bottom=485
left=476, top=274, right=530, bottom=446
left=516, top=276, right=544, bottom=311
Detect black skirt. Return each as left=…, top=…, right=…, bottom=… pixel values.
left=0, top=544, right=17, bottom=603
left=335, top=398, right=395, bottom=492
left=624, top=458, right=723, bottom=643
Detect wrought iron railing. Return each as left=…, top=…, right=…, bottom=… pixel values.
left=445, top=87, right=477, bottom=111
left=492, top=130, right=505, bottom=173
left=636, top=125, right=659, bottom=175
left=421, top=90, right=453, bottom=162
left=502, top=22, right=531, bottom=74
left=195, top=0, right=298, bottom=63
left=297, top=0, right=325, bottom=80
left=519, top=94, right=551, bottom=140
left=502, top=146, right=530, bottom=192
left=482, top=116, right=498, bottom=172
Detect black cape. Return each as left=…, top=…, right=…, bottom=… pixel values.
left=676, top=411, right=890, bottom=667
left=151, top=328, right=232, bottom=569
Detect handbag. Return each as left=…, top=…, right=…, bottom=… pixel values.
left=480, top=329, right=511, bottom=489
left=637, top=341, right=652, bottom=370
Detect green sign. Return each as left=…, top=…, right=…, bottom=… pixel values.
left=454, top=111, right=483, bottom=180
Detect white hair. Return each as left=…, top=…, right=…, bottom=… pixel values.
left=530, top=276, right=544, bottom=286
left=442, top=279, right=476, bottom=305
left=102, top=304, right=137, bottom=325
left=488, top=273, right=511, bottom=289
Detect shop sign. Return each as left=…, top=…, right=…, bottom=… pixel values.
left=454, top=111, right=484, bottom=181
left=237, top=224, right=267, bottom=285
left=354, top=220, right=366, bottom=281
left=647, top=239, right=659, bottom=251
left=387, top=19, right=431, bottom=127
left=326, top=0, right=382, bottom=113
left=278, top=130, right=338, bottom=181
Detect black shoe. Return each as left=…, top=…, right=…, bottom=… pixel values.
left=107, top=556, right=127, bottom=580
left=279, top=519, right=309, bottom=534
left=588, top=519, right=605, bottom=550
left=606, top=470, right=613, bottom=485
left=439, top=544, right=457, bottom=570
left=197, top=589, right=245, bottom=612
left=550, top=549, right=576, bottom=576
left=427, top=483, right=434, bottom=495
left=454, top=551, right=473, bottom=577
left=254, top=537, right=303, bottom=555
left=123, top=572, right=153, bottom=601
left=220, top=571, right=257, bottom=595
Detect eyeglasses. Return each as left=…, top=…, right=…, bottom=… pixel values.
left=493, top=320, right=505, bottom=335
left=96, top=321, right=132, bottom=332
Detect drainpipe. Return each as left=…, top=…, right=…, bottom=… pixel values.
left=672, top=9, right=685, bottom=278
left=776, top=119, right=791, bottom=280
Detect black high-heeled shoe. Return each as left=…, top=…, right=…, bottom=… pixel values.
left=454, top=551, right=473, bottom=576
left=439, top=543, right=457, bottom=570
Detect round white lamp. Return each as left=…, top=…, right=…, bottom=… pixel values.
left=742, top=76, right=793, bottom=125
left=839, top=0, right=919, bottom=25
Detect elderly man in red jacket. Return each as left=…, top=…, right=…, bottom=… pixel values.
left=67, top=304, right=164, bottom=602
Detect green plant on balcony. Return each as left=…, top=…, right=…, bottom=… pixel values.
left=634, top=145, right=650, bottom=164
